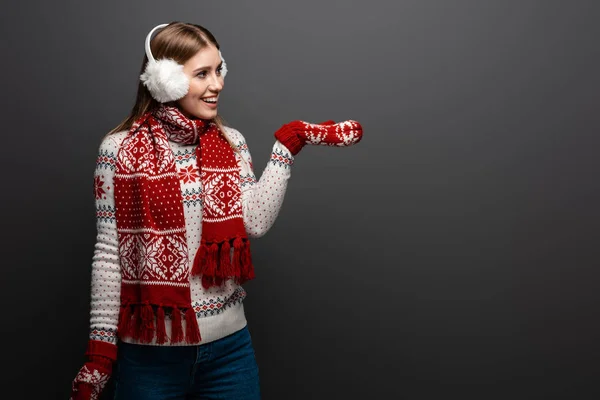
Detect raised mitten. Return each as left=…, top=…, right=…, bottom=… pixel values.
left=274, top=120, right=363, bottom=155
left=70, top=341, right=117, bottom=400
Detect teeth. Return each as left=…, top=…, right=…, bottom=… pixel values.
left=203, top=97, right=217, bottom=103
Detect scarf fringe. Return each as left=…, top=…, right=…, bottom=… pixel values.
left=192, top=237, right=255, bottom=288
left=117, top=303, right=200, bottom=344
left=241, top=240, right=255, bottom=282
left=171, top=306, right=184, bottom=343
left=115, top=108, right=253, bottom=350
left=118, top=304, right=133, bottom=336
left=219, top=240, right=232, bottom=278
left=140, top=303, right=155, bottom=343
left=232, top=237, right=243, bottom=280
left=156, top=306, right=168, bottom=344
left=185, top=307, right=202, bottom=343
left=130, top=305, right=141, bottom=338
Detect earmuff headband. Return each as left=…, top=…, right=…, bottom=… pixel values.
left=140, top=23, right=227, bottom=103
left=145, top=23, right=169, bottom=63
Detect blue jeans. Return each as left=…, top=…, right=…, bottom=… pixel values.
left=112, top=326, right=261, bottom=400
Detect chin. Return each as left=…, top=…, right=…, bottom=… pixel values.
left=194, top=110, right=217, bottom=120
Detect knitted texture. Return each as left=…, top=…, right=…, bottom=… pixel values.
left=114, top=106, right=254, bottom=345
left=70, top=361, right=110, bottom=400
left=70, top=340, right=117, bottom=400
left=88, top=126, right=292, bottom=348
left=72, top=115, right=296, bottom=398
left=274, top=119, right=363, bottom=155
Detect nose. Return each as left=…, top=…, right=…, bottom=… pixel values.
left=208, top=72, right=223, bottom=92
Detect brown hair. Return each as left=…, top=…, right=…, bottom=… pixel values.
left=107, top=22, right=234, bottom=147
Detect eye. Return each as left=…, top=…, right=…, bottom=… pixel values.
left=196, top=71, right=207, bottom=79
left=216, top=66, right=223, bottom=76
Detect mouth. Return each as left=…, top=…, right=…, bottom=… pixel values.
left=201, top=96, right=218, bottom=106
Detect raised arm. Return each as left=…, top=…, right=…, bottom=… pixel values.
left=225, top=127, right=294, bottom=238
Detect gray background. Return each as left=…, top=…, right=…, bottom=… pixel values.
left=2, top=0, right=600, bottom=399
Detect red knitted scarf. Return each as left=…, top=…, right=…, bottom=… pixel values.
left=113, top=105, right=254, bottom=344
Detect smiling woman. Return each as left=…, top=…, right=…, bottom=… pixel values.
left=69, top=21, right=363, bottom=400
left=177, top=47, right=224, bottom=119
left=108, top=23, right=230, bottom=139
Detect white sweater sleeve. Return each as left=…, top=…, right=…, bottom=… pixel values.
left=225, top=127, right=294, bottom=238
left=88, top=133, right=123, bottom=345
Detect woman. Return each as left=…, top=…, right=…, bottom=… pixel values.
left=70, top=21, right=362, bottom=400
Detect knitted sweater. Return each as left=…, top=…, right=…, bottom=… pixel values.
left=90, top=126, right=294, bottom=347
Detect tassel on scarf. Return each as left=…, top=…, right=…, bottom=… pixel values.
left=246, top=243, right=255, bottom=280
left=114, top=106, right=257, bottom=344
left=191, top=243, right=208, bottom=276
left=201, top=275, right=211, bottom=290
left=129, top=305, right=142, bottom=338
left=199, top=243, right=219, bottom=288
left=171, top=306, right=184, bottom=344
left=219, top=240, right=233, bottom=278
left=185, top=307, right=201, bottom=343
left=117, top=304, right=132, bottom=337
left=195, top=236, right=252, bottom=288
left=208, top=243, right=219, bottom=275
left=240, top=239, right=255, bottom=282
left=140, top=303, right=155, bottom=343
left=232, top=237, right=244, bottom=282
left=156, top=306, right=168, bottom=344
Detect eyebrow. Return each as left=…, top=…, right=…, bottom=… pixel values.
left=193, top=61, right=223, bottom=73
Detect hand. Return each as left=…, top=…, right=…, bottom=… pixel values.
left=274, top=119, right=363, bottom=155
left=70, top=356, right=112, bottom=400
left=70, top=340, right=117, bottom=400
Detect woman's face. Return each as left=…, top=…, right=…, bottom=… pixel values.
left=176, top=45, right=224, bottom=120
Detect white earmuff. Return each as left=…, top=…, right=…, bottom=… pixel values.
left=219, top=50, right=228, bottom=78
left=140, top=23, right=228, bottom=103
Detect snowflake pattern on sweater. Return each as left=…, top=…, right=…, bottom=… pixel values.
left=89, top=127, right=293, bottom=346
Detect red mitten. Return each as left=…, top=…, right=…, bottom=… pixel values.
left=274, top=120, right=363, bottom=155
left=70, top=341, right=117, bottom=400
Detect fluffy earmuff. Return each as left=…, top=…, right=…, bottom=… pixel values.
left=140, top=23, right=228, bottom=103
